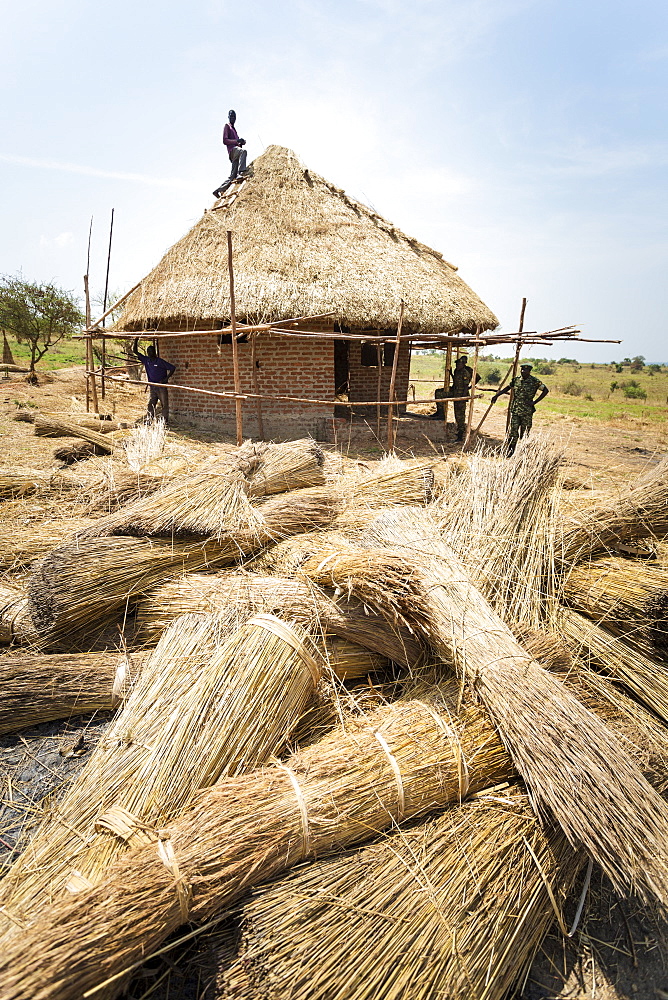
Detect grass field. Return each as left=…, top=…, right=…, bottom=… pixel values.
left=1, top=332, right=87, bottom=370
left=409, top=353, right=668, bottom=424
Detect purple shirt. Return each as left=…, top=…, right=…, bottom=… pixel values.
left=223, top=123, right=241, bottom=160
left=135, top=352, right=175, bottom=385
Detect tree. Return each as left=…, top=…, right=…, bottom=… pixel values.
left=630, top=355, right=645, bottom=372
left=0, top=274, right=83, bottom=376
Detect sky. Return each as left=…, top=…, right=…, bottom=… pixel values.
left=1, top=0, right=667, bottom=362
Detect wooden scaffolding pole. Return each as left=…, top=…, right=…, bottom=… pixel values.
left=83, top=274, right=99, bottom=415
left=376, top=343, right=383, bottom=439
left=505, top=297, right=527, bottom=433
left=100, top=208, right=114, bottom=401
left=386, top=300, right=404, bottom=452
left=441, top=341, right=452, bottom=441
left=227, top=231, right=244, bottom=447
left=250, top=333, right=264, bottom=440
left=463, top=338, right=480, bottom=451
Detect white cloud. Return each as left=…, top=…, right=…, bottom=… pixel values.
left=0, top=153, right=189, bottom=187
left=39, top=231, right=75, bottom=249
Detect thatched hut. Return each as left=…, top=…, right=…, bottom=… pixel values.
left=113, top=145, right=498, bottom=438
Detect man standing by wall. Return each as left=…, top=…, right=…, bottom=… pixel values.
left=132, top=338, right=176, bottom=425
left=213, top=110, right=248, bottom=198
left=491, top=363, right=548, bottom=455
left=432, top=354, right=480, bottom=441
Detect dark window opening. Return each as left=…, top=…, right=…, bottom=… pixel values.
left=384, top=343, right=396, bottom=367
left=360, top=342, right=380, bottom=367
left=218, top=333, right=249, bottom=346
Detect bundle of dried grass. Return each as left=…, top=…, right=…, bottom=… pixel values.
left=53, top=440, right=107, bottom=464
left=0, top=468, right=52, bottom=499
left=0, top=518, right=95, bottom=572
left=133, top=573, right=424, bottom=667
left=433, top=437, right=563, bottom=627
left=0, top=581, right=22, bottom=643
left=325, top=637, right=389, bottom=679
left=34, top=415, right=119, bottom=437
left=223, top=788, right=580, bottom=1000
left=557, top=455, right=668, bottom=564
left=562, top=556, right=668, bottom=658
left=304, top=509, right=668, bottom=905
left=252, top=529, right=354, bottom=576
left=218, top=669, right=668, bottom=1000
left=0, top=649, right=148, bottom=733
left=28, top=488, right=336, bottom=648
left=0, top=611, right=322, bottom=937
left=30, top=416, right=118, bottom=453
left=0, top=589, right=38, bottom=646
left=245, top=438, right=326, bottom=496
left=122, top=419, right=167, bottom=471
left=558, top=607, right=668, bottom=724
left=341, top=462, right=436, bottom=508
left=82, top=438, right=326, bottom=539
left=0, top=679, right=512, bottom=1000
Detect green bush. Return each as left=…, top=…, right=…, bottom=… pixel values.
left=486, top=367, right=502, bottom=384
left=619, top=379, right=639, bottom=389
left=610, top=381, right=618, bottom=392
left=623, top=385, right=647, bottom=399
left=534, top=362, right=555, bottom=375
left=562, top=381, right=584, bottom=396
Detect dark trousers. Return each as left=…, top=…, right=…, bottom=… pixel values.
left=147, top=384, right=169, bottom=424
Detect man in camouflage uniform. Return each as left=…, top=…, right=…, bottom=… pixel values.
left=432, top=355, right=480, bottom=441
left=491, top=363, right=548, bottom=455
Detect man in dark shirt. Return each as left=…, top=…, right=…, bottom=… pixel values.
left=132, top=338, right=176, bottom=425
left=491, top=363, right=548, bottom=455
left=432, top=355, right=480, bottom=440
left=213, top=110, right=248, bottom=198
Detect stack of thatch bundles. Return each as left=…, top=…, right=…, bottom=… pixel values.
left=556, top=455, right=668, bottom=564
left=219, top=665, right=668, bottom=1000
left=26, top=487, right=336, bottom=649
left=559, top=607, right=668, bottom=724
left=331, top=458, right=437, bottom=531
left=133, top=572, right=424, bottom=667
left=0, top=680, right=515, bottom=999
left=562, top=556, right=668, bottom=659
left=83, top=437, right=327, bottom=539
left=0, top=610, right=322, bottom=938
left=0, top=649, right=148, bottom=734
left=304, top=509, right=668, bottom=905
left=434, top=438, right=562, bottom=627
left=5, top=658, right=668, bottom=1000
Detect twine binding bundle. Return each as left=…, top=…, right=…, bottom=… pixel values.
left=0, top=610, right=322, bottom=938
left=303, top=508, right=668, bottom=906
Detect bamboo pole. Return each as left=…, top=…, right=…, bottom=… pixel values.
left=505, top=297, right=527, bottom=433
left=442, top=341, right=452, bottom=442
left=375, top=343, right=382, bottom=438
left=83, top=275, right=99, bottom=415
left=463, top=339, right=480, bottom=450
left=386, top=300, right=404, bottom=452
left=250, top=333, right=265, bottom=440
left=99, top=371, right=475, bottom=409
left=100, top=208, right=114, bottom=401
left=227, top=231, right=244, bottom=446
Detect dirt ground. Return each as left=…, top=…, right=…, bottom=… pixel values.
left=1, top=366, right=668, bottom=1000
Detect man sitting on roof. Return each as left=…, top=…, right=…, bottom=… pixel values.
left=213, top=110, right=248, bottom=198
left=132, top=338, right=176, bottom=426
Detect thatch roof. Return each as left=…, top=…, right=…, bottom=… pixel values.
left=115, top=145, right=498, bottom=335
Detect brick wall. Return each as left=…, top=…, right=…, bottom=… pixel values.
left=162, top=319, right=336, bottom=439
left=348, top=339, right=411, bottom=416
left=160, top=319, right=411, bottom=438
